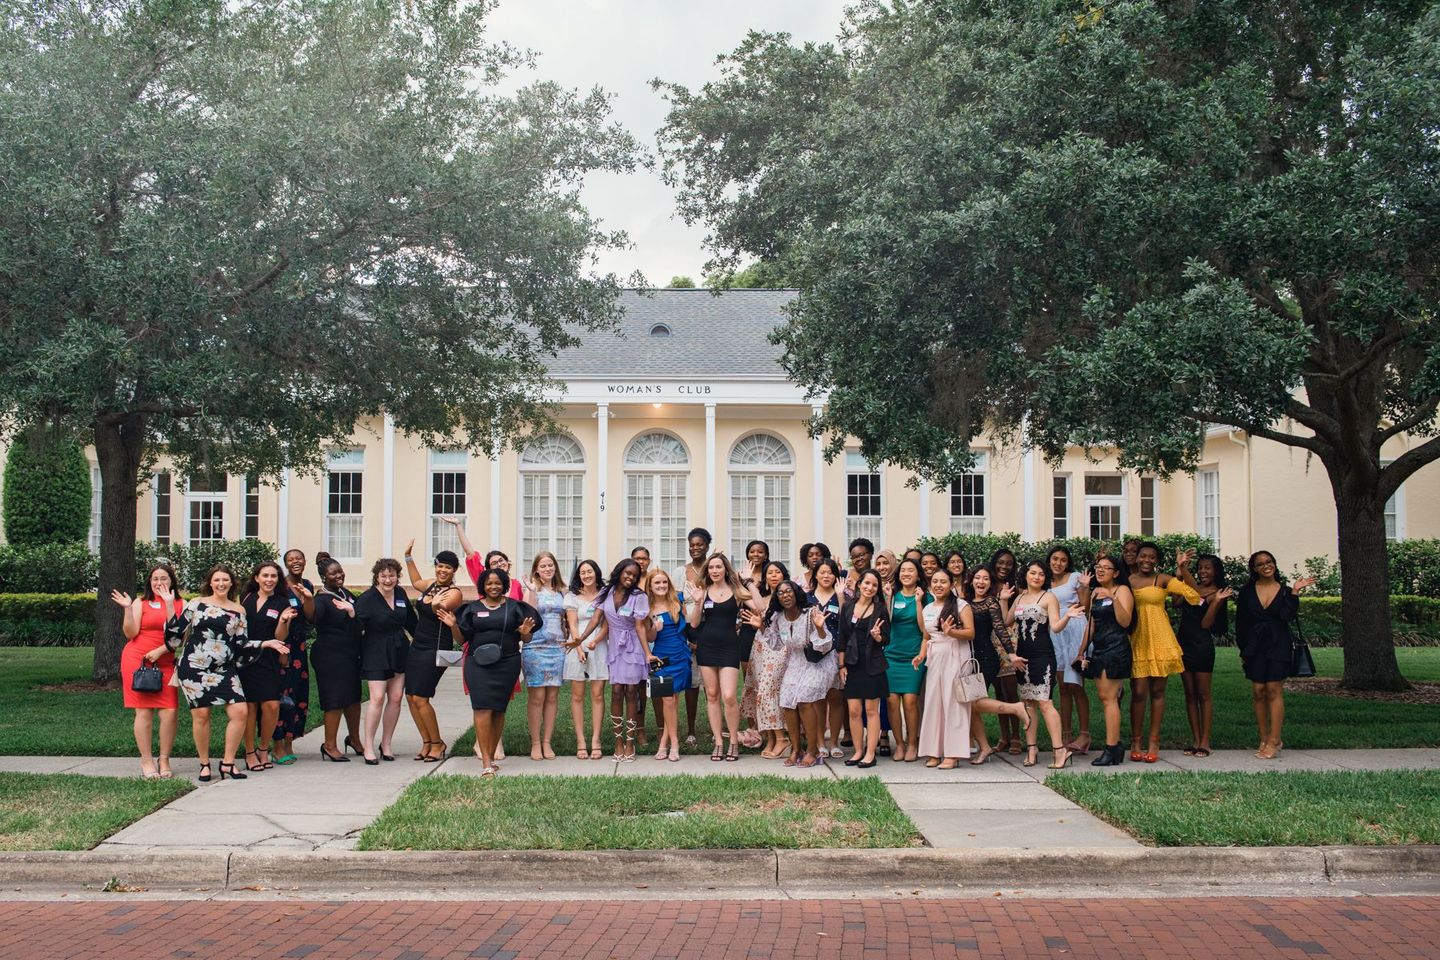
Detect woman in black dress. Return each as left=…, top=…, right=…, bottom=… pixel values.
left=1080, top=555, right=1135, bottom=766
left=311, top=555, right=364, bottom=762
left=450, top=567, right=538, bottom=776
left=684, top=552, right=755, bottom=761
left=1237, top=551, right=1316, bottom=760
left=403, top=544, right=464, bottom=762
left=1003, top=561, right=1084, bottom=769
left=273, top=549, right=315, bottom=765
left=1178, top=554, right=1232, bottom=759
left=239, top=562, right=298, bottom=772
left=355, top=558, right=417, bottom=765
left=840, top=569, right=889, bottom=768
left=968, top=565, right=1024, bottom=755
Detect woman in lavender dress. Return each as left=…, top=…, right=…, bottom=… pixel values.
left=576, top=558, right=657, bottom=761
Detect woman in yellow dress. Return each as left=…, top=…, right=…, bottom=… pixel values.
left=1126, top=543, right=1200, bottom=762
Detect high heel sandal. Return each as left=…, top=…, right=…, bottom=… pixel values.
left=197, top=762, right=212, bottom=783
left=725, top=735, right=740, bottom=761
left=622, top=719, right=638, bottom=762
left=320, top=744, right=350, bottom=762
left=1022, top=744, right=1039, bottom=767
left=609, top=715, right=626, bottom=761
left=244, top=750, right=265, bottom=773
left=218, top=761, right=247, bottom=781
left=139, top=759, right=158, bottom=780
left=969, top=748, right=994, bottom=766
left=1129, top=738, right=1145, bottom=763
left=712, top=734, right=726, bottom=762
left=257, top=747, right=274, bottom=770
left=421, top=740, right=446, bottom=763
left=1048, top=747, right=1073, bottom=770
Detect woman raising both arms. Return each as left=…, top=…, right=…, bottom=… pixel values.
left=1126, top=543, right=1201, bottom=763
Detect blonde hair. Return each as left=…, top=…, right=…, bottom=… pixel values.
left=703, top=552, right=752, bottom=602
left=529, top=551, right=566, bottom=592
left=644, top=569, right=682, bottom=620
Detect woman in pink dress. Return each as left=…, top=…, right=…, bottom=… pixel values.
left=915, top=569, right=975, bottom=768
left=112, top=563, right=185, bottom=779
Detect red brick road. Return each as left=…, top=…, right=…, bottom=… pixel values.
left=1, top=897, right=1433, bottom=959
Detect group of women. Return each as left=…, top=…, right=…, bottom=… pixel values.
left=118, top=522, right=1315, bottom=781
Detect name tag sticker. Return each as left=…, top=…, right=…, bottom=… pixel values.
left=703, top=600, right=715, bottom=610
left=851, top=615, right=859, bottom=624
left=266, top=608, right=280, bottom=619
left=396, top=600, right=406, bottom=607
left=827, top=603, right=839, bottom=613
left=289, top=597, right=299, bottom=607
left=148, top=601, right=161, bottom=609
left=477, top=610, right=490, bottom=618
left=583, top=605, right=594, bottom=617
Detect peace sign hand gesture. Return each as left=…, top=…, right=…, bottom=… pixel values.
left=869, top=618, right=885, bottom=643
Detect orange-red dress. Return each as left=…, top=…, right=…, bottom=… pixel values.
left=121, top=598, right=183, bottom=709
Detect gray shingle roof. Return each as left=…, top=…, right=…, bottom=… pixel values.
left=545, top=289, right=795, bottom=379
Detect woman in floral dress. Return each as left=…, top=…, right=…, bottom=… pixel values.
left=164, top=565, right=290, bottom=782
left=741, top=560, right=792, bottom=758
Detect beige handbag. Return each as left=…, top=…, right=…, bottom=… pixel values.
left=952, top=657, right=987, bottom=703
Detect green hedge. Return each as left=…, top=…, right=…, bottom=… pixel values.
left=0, top=543, right=97, bottom=593
left=1, top=432, right=91, bottom=546
left=1290, top=596, right=1440, bottom=648
left=0, top=594, right=98, bottom=647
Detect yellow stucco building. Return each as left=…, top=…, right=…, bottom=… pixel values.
left=40, top=290, right=1440, bottom=580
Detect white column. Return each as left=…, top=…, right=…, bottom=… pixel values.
left=811, top=404, right=825, bottom=541
left=489, top=447, right=502, bottom=553
left=705, top=403, right=717, bottom=531
left=596, top=403, right=610, bottom=562
left=918, top=480, right=931, bottom=542
left=277, top=468, right=291, bottom=550
left=382, top=414, right=395, bottom=556
left=1021, top=448, right=1036, bottom=541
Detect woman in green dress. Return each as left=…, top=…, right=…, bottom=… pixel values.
left=884, top=558, right=930, bottom=762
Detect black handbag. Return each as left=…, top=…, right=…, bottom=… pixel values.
left=469, top=600, right=513, bottom=667
left=131, top=662, right=164, bottom=693
left=1290, top=616, right=1316, bottom=678
left=647, top=659, right=674, bottom=698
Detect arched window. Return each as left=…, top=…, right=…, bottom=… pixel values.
left=728, top=433, right=793, bottom=562
left=519, top=434, right=585, bottom=576
left=624, top=431, right=690, bottom=572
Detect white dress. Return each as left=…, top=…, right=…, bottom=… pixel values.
left=1050, top=572, right=1087, bottom=685
left=562, top=592, right=608, bottom=681
left=917, top=600, right=973, bottom=760
left=775, top=614, right=837, bottom=710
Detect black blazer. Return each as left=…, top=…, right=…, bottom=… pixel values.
left=840, top=600, right=890, bottom=676
left=354, top=587, right=418, bottom=674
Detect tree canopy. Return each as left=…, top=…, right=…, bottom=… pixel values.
left=658, top=0, right=1440, bottom=688
left=0, top=0, right=640, bottom=679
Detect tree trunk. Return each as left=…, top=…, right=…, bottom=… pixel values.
left=91, top=413, right=146, bottom=684
left=1334, top=489, right=1409, bottom=691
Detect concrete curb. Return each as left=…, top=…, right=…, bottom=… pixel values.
left=0, top=850, right=229, bottom=891
left=226, top=849, right=779, bottom=890
left=2, top=845, right=1437, bottom=894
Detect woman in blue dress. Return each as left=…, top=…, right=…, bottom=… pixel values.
left=1047, top=547, right=1091, bottom=755
left=644, top=568, right=691, bottom=761
left=522, top=551, right=569, bottom=762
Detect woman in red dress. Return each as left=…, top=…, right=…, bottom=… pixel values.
left=111, top=563, right=185, bottom=778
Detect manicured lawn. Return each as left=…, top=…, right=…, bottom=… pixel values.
left=359, top=774, right=921, bottom=851
left=0, top=772, right=192, bottom=850
left=0, top=648, right=323, bottom=756
left=1048, top=769, right=1440, bottom=846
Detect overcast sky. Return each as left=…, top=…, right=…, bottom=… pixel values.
left=484, top=0, right=849, bottom=286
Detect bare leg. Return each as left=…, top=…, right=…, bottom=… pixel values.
left=569, top=682, right=588, bottom=756
left=363, top=681, right=387, bottom=761
left=720, top=667, right=741, bottom=743
left=1129, top=677, right=1149, bottom=755
left=191, top=708, right=211, bottom=766
left=473, top=710, right=495, bottom=769
left=133, top=709, right=155, bottom=775
left=1195, top=672, right=1214, bottom=753
left=157, top=709, right=177, bottom=775
left=342, top=703, right=362, bottom=748
left=685, top=684, right=700, bottom=741
left=1097, top=675, right=1123, bottom=747
left=798, top=701, right=822, bottom=763
left=902, top=693, right=920, bottom=760
left=846, top=699, right=865, bottom=763
left=862, top=699, right=881, bottom=763
left=588, top=680, right=605, bottom=755
left=258, top=701, right=280, bottom=761
left=323, top=709, right=342, bottom=755
left=541, top=687, right=559, bottom=758
left=528, top=686, right=545, bottom=759
left=782, top=707, right=803, bottom=765
left=702, top=666, right=725, bottom=755
left=222, top=703, right=247, bottom=765
left=242, top=703, right=259, bottom=757
left=1146, top=676, right=1169, bottom=755
left=1181, top=669, right=1203, bottom=749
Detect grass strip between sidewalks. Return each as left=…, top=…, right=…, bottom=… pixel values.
left=1048, top=769, right=1440, bottom=846
left=359, top=773, right=923, bottom=851
left=0, top=771, right=192, bottom=851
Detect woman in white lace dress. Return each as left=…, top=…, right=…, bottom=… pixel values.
left=767, top=579, right=836, bottom=768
